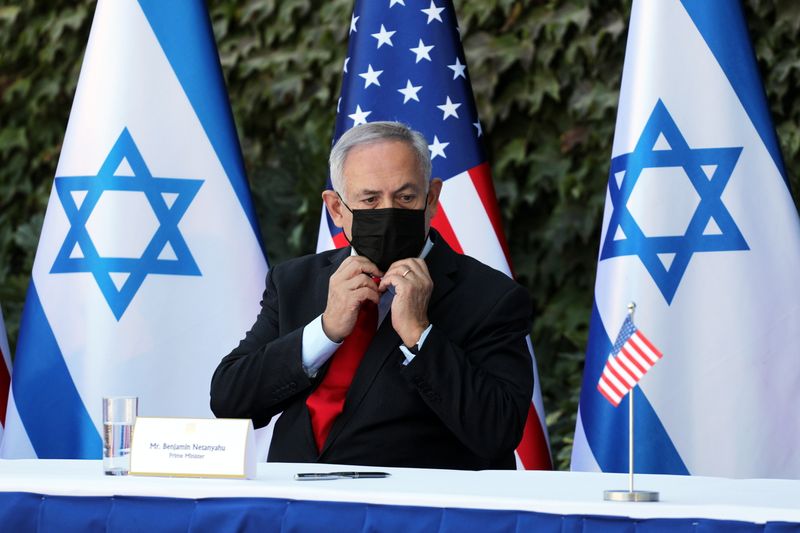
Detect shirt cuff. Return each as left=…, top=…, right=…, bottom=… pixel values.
left=399, top=323, right=433, bottom=366
left=302, top=314, right=342, bottom=377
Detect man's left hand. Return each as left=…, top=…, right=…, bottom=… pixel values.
left=379, top=258, right=433, bottom=347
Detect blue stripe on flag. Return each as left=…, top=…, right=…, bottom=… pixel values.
left=136, top=0, right=266, bottom=255
left=12, top=283, right=101, bottom=458
left=680, top=0, right=788, bottom=188
left=580, top=303, right=688, bottom=474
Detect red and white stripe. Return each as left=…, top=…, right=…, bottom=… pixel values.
left=0, top=305, right=12, bottom=442
left=597, top=356, right=628, bottom=407
left=597, top=329, right=663, bottom=407
left=626, top=331, right=662, bottom=366
left=317, top=162, right=553, bottom=470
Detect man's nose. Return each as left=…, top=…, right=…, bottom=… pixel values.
left=376, top=195, right=395, bottom=209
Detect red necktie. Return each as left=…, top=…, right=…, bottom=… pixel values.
left=306, top=301, right=378, bottom=451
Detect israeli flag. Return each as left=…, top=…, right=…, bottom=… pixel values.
left=572, top=0, right=800, bottom=478
left=1, top=0, right=267, bottom=458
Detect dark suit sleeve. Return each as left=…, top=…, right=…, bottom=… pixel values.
left=209, top=268, right=313, bottom=428
left=400, top=283, right=534, bottom=460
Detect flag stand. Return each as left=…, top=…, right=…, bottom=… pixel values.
left=603, top=303, right=659, bottom=502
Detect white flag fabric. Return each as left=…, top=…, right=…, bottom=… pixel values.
left=1, top=0, right=266, bottom=458
left=572, top=0, right=800, bottom=478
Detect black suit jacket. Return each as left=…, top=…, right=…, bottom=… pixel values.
left=210, top=232, right=533, bottom=470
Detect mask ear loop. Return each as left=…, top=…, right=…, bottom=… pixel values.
left=336, top=191, right=354, bottom=214
left=421, top=184, right=432, bottom=242
left=335, top=191, right=357, bottom=249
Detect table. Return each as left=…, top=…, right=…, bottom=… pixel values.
left=1, top=460, right=798, bottom=532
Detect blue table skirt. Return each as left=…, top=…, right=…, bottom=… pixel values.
left=1, top=492, right=798, bottom=533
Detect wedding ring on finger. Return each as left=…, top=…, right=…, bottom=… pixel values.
left=402, top=268, right=411, bottom=278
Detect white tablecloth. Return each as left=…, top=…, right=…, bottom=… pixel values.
left=1, top=460, right=798, bottom=524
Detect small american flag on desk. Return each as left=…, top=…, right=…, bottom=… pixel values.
left=316, top=0, right=553, bottom=469
left=597, top=316, right=663, bottom=407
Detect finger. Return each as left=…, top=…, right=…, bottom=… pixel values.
left=384, top=259, right=411, bottom=274
left=401, top=258, right=430, bottom=280
left=379, top=272, right=411, bottom=293
left=386, top=258, right=428, bottom=279
left=410, top=258, right=433, bottom=291
left=410, top=257, right=430, bottom=277
left=383, top=263, right=415, bottom=282
left=340, top=256, right=383, bottom=279
left=353, top=286, right=381, bottom=306
left=403, top=259, right=432, bottom=289
left=385, top=262, right=429, bottom=288
left=332, top=260, right=382, bottom=288
left=343, top=274, right=381, bottom=292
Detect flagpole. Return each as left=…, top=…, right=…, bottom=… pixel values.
left=628, top=303, right=635, bottom=494
left=603, top=302, right=659, bottom=502
left=629, top=380, right=634, bottom=493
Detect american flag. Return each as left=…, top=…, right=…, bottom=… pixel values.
left=0, top=305, right=11, bottom=444
left=597, top=316, right=663, bottom=407
left=316, top=0, right=552, bottom=469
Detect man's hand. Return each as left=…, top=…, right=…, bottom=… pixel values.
left=379, top=258, right=433, bottom=347
left=322, top=257, right=383, bottom=342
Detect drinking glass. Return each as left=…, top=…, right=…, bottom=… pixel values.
left=102, top=396, right=138, bottom=475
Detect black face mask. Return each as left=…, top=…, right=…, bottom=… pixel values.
left=340, top=197, right=426, bottom=272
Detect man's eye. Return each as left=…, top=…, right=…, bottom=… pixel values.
left=363, top=197, right=377, bottom=204
left=400, top=195, right=415, bottom=203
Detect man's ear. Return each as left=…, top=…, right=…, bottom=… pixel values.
left=426, top=178, right=443, bottom=220
left=322, top=190, right=346, bottom=228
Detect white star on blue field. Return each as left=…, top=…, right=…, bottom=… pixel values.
left=600, top=100, right=748, bottom=304
left=51, top=128, right=203, bottom=320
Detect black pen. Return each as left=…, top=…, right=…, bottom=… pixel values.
left=294, top=471, right=391, bottom=480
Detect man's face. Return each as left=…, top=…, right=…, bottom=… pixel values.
left=322, top=140, right=442, bottom=240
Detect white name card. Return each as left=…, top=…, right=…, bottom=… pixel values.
left=129, top=417, right=256, bottom=479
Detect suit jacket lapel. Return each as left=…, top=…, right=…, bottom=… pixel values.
left=319, top=231, right=458, bottom=456
left=426, top=230, right=457, bottom=308
left=320, top=316, right=400, bottom=455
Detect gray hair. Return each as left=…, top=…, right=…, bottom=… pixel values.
left=329, top=121, right=432, bottom=200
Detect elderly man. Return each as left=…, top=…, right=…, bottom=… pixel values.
left=210, top=122, right=533, bottom=470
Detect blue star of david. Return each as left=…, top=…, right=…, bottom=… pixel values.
left=600, top=99, right=748, bottom=304
left=51, top=128, right=204, bottom=320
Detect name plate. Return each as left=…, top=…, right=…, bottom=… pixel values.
left=129, top=417, right=256, bottom=479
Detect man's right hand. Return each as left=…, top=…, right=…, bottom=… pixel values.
left=322, top=256, right=383, bottom=342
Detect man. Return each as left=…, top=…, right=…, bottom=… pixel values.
left=210, top=122, right=533, bottom=470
